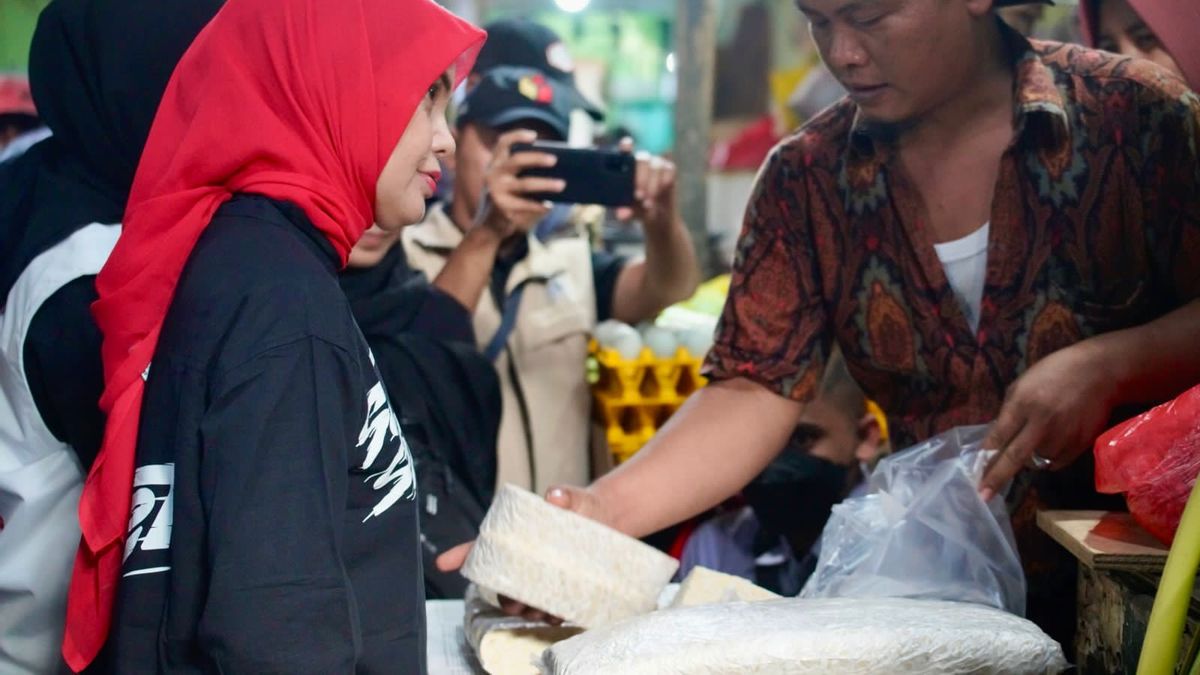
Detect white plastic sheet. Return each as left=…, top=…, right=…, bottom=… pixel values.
left=538, top=597, right=1067, bottom=674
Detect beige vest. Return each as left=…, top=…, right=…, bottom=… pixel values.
left=402, top=205, right=597, bottom=494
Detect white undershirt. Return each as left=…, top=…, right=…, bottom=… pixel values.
left=933, top=222, right=990, bottom=334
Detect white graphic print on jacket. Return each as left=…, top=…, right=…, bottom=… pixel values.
left=358, top=368, right=416, bottom=523
left=122, top=364, right=415, bottom=578
left=123, top=463, right=175, bottom=577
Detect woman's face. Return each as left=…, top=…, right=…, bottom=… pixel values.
left=373, top=70, right=455, bottom=233
left=1095, top=0, right=1184, bottom=80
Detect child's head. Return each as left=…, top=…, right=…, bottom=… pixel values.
left=799, top=349, right=885, bottom=469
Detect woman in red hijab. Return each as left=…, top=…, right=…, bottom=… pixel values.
left=64, top=0, right=484, bottom=671
left=1079, top=0, right=1200, bottom=90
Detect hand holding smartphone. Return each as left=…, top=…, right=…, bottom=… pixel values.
left=511, top=140, right=636, bottom=207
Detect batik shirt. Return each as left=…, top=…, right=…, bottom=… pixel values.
left=706, top=26, right=1200, bottom=451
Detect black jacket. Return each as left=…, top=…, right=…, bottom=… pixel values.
left=109, top=195, right=425, bottom=674
left=340, top=245, right=500, bottom=599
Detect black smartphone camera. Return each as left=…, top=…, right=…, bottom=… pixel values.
left=511, top=140, right=636, bottom=207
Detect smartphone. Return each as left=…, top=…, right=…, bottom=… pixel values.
left=512, top=141, right=636, bottom=207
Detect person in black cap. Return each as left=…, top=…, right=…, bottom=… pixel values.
left=468, top=18, right=604, bottom=120
left=426, top=18, right=605, bottom=205
left=400, top=65, right=700, bottom=497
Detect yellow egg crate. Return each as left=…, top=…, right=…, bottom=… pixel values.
left=587, top=339, right=708, bottom=464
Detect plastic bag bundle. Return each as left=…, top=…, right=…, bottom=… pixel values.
left=801, top=426, right=1027, bottom=615
left=1095, top=384, right=1200, bottom=546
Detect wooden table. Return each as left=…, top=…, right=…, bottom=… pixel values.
left=1038, top=510, right=1200, bottom=674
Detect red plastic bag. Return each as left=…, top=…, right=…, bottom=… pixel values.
left=1094, top=384, right=1200, bottom=546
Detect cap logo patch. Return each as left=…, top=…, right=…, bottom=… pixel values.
left=546, top=42, right=575, bottom=73
left=518, top=74, right=554, bottom=104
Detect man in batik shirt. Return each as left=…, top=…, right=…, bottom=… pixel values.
left=442, top=0, right=1200, bottom=643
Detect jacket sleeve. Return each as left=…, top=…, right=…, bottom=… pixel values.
left=193, top=335, right=364, bottom=673
left=23, top=275, right=106, bottom=469
left=398, top=283, right=475, bottom=345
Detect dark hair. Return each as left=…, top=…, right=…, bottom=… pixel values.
left=0, top=113, right=41, bottom=135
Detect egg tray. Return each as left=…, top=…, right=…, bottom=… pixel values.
left=588, top=341, right=708, bottom=463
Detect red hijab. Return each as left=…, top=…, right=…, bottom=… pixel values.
left=1079, top=0, right=1200, bottom=90
left=64, top=0, right=484, bottom=669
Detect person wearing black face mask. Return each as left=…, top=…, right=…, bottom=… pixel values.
left=743, top=350, right=886, bottom=593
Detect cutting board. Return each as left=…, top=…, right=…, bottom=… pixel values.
left=1037, top=510, right=1170, bottom=572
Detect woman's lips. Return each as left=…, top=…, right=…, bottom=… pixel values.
left=420, top=170, right=441, bottom=195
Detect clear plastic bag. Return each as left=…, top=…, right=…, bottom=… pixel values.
left=801, top=425, right=1027, bottom=615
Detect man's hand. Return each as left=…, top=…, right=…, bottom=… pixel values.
left=614, top=138, right=679, bottom=232
left=435, top=485, right=617, bottom=623
left=476, top=129, right=565, bottom=239
left=606, top=138, right=698, bottom=324
left=979, top=339, right=1119, bottom=500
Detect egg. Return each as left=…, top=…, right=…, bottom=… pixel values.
left=596, top=320, right=643, bottom=360
left=610, top=332, right=644, bottom=360
left=641, top=326, right=679, bottom=358
left=678, top=327, right=714, bottom=357
left=593, top=320, right=623, bottom=345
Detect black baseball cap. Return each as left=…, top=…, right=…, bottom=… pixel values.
left=458, top=66, right=576, bottom=141
left=474, top=18, right=604, bottom=120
